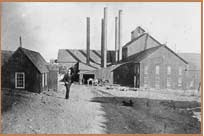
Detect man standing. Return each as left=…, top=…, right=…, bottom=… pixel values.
left=63, top=68, right=73, bottom=99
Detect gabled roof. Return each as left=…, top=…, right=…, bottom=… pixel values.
left=131, top=26, right=145, bottom=33
left=18, top=47, right=49, bottom=73
left=123, top=33, right=162, bottom=49
left=164, top=46, right=188, bottom=64
left=124, top=45, right=188, bottom=64
left=123, top=33, right=147, bottom=48
left=124, top=45, right=163, bottom=62
left=57, top=49, right=115, bottom=70
left=1, top=50, right=13, bottom=66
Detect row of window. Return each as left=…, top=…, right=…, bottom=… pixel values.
left=144, top=76, right=183, bottom=88
left=15, top=72, right=47, bottom=89
left=144, top=65, right=183, bottom=76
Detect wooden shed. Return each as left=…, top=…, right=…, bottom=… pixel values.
left=2, top=47, right=49, bottom=93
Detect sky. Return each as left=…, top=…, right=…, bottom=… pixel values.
left=1, top=2, right=201, bottom=61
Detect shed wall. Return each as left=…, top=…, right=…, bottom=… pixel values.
left=2, top=49, right=48, bottom=93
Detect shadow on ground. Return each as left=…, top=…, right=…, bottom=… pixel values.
left=91, top=96, right=201, bottom=134
left=1, top=89, right=37, bottom=113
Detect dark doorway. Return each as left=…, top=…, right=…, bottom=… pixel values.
left=83, top=74, right=95, bottom=84
left=134, top=65, right=140, bottom=88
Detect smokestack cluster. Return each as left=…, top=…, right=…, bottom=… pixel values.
left=86, top=17, right=90, bottom=65
left=86, top=8, right=123, bottom=68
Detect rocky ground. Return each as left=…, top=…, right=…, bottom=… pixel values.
left=91, top=87, right=201, bottom=134
left=2, top=84, right=201, bottom=134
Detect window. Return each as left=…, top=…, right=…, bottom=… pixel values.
left=179, top=67, right=182, bottom=75
left=167, top=66, right=171, bottom=75
left=155, top=76, right=160, bottom=88
left=178, top=77, right=182, bottom=87
left=190, top=80, right=194, bottom=88
left=15, top=72, right=25, bottom=89
left=155, top=65, right=160, bottom=75
left=167, top=77, right=171, bottom=88
left=144, top=65, right=148, bottom=75
left=144, top=76, right=148, bottom=87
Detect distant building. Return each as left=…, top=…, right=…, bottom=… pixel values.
left=178, top=53, right=201, bottom=90
left=2, top=47, right=49, bottom=93
left=57, top=49, right=115, bottom=82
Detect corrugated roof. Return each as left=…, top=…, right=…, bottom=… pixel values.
left=62, top=62, right=98, bottom=72
left=80, top=61, right=132, bottom=74
left=57, top=49, right=115, bottom=70
left=19, top=47, right=49, bottom=73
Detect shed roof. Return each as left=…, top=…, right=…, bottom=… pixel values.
left=19, top=47, right=49, bottom=73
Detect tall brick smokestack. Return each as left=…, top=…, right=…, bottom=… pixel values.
left=115, top=17, right=118, bottom=63
left=118, top=10, right=122, bottom=61
left=103, top=7, right=107, bottom=68
left=86, top=17, right=90, bottom=65
left=101, top=19, right=104, bottom=68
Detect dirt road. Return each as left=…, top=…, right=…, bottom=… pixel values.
left=2, top=84, right=106, bottom=134
left=2, top=84, right=201, bottom=134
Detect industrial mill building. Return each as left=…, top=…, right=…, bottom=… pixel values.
left=57, top=8, right=200, bottom=90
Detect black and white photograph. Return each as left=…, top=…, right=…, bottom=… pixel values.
left=1, top=2, right=201, bottom=134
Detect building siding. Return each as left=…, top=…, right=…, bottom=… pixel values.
left=113, top=63, right=135, bottom=87
left=140, top=46, right=188, bottom=89
left=124, top=34, right=147, bottom=57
